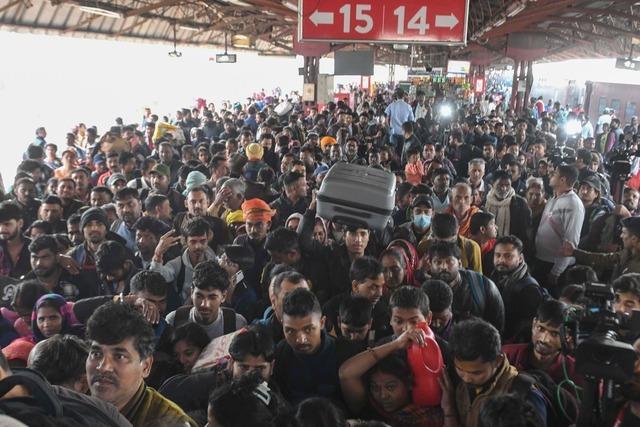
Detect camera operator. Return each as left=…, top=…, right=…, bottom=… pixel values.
left=612, top=336, right=640, bottom=426
left=503, top=299, right=582, bottom=386
left=561, top=217, right=640, bottom=282
left=611, top=273, right=640, bottom=318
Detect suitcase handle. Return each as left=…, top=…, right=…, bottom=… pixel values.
left=332, top=212, right=369, bottom=229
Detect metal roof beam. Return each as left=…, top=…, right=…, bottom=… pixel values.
left=124, top=0, right=185, bottom=18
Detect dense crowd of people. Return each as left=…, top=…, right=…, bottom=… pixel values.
left=0, top=87, right=638, bottom=427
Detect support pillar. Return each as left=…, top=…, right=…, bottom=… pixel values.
left=509, top=61, right=520, bottom=111
left=303, top=55, right=320, bottom=103
left=524, top=60, right=534, bottom=111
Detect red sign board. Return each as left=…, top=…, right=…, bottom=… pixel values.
left=298, top=0, right=469, bottom=45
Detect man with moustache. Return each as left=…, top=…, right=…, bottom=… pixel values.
left=503, top=299, right=582, bottom=386
left=233, top=198, right=275, bottom=290
left=490, top=235, right=545, bottom=343
left=0, top=201, right=31, bottom=278
left=427, top=241, right=504, bottom=333
left=85, top=302, right=197, bottom=426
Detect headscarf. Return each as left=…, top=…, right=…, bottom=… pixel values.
left=241, top=198, right=275, bottom=223
left=387, top=239, right=421, bottom=287
left=226, top=210, right=245, bottom=226
left=31, top=294, right=76, bottom=342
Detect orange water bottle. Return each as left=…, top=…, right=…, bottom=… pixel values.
left=407, top=321, right=443, bottom=406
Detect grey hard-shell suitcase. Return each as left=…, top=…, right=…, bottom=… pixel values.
left=316, top=163, right=396, bottom=230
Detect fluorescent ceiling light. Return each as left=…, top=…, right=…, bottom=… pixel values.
left=221, top=0, right=252, bottom=7
left=77, top=6, right=123, bottom=19
left=179, top=25, right=199, bottom=32
left=494, top=16, right=506, bottom=27
left=282, top=1, right=298, bottom=12
left=506, top=2, right=527, bottom=18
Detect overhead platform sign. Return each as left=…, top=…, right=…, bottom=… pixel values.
left=298, top=0, right=469, bottom=45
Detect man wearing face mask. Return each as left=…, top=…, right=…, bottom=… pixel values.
left=395, top=195, right=433, bottom=247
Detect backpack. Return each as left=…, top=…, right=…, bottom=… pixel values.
left=0, top=370, right=125, bottom=427
left=507, top=275, right=552, bottom=303
left=510, top=370, right=579, bottom=427
left=173, top=306, right=237, bottom=335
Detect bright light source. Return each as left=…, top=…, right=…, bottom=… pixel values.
left=220, top=0, right=252, bottom=7
left=179, top=25, right=199, bottom=32
left=77, top=6, right=123, bottom=19
left=282, top=1, right=298, bottom=12
left=566, top=119, right=581, bottom=135
left=439, top=104, right=453, bottom=118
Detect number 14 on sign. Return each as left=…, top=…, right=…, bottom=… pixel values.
left=336, top=5, right=435, bottom=35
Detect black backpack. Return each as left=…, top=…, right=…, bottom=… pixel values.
left=510, top=370, right=579, bottom=427
left=0, top=370, right=125, bottom=427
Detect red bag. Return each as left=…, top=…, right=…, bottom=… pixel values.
left=407, top=322, right=444, bottom=406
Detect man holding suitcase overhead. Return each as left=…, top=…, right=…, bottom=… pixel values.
left=298, top=191, right=372, bottom=301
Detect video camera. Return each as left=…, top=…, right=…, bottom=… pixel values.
left=565, top=282, right=639, bottom=382
left=565, top=282, right=640, bottom=426
left=548, top=146, right=576, bottom=167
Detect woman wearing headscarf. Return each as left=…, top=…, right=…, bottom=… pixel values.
left=31, top=294, right=84, bottom=342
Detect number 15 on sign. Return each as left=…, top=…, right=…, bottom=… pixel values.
left=299, top=0, right=469, bottom=45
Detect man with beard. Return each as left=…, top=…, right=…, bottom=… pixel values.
left=166, top=260, right=246, bottom=340
left=427, top=241, right=504, bottom=333
left=484, top=170, right=532, bottom=248
left=68, top=207, right=128, bottom=298
left=71, top=167, right=92, bottom=204
left=422, top=279, right=454, bottom=341
left=12, top=177, right=40, bottom=229
left=490, top=236, right=545, bottom=343
left=151, top=218, right=217, bottom=305
left=270, top=172, right=309, bottom=229
left=38, top=195, right=68, bottom=234
left=85, top=302, right=197, bottom=426
left=111, top=188, right=142, bottom=252
left=25, top=234, right=80, bottom=301
left=581, top=187, right=639, bottom=253
left=145, top=163, right=185, bottom=215
left=562, top=217, right=640, bottom=281
left=0, top=201, right=31, bottom=278
left=56, top=178, right=84, bottom=220
left=502, top=299, right=582, bottom=386
left=234, top=198, right=275, bottom=290
left=67, top=213, right=83, bottom=246
left=273, top=288, right=342, bottom=404
left=322, top=256, right=391, bottom=343
left=132, top=216, right=172, bottom=269
left=173, top=186, right=229, bottom=253
left=446, top=183, right=480, bottom=238
left=95, top=241, right=139, bottom=297
left=430, top=168, right=452, bottom=213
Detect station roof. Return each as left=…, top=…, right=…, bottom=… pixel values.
left=0, top=0, right=637, bottom=64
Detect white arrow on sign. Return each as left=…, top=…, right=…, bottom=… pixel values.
left=435, top=13, right=459, bottom=30
left=310, top=10, right=334, bottom=26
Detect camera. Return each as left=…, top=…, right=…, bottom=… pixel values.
left=567, top=282, right=638, bottom=382
left=548, top=146, right=576, bottom=167
left=563, top=282, right=640, bottom=426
